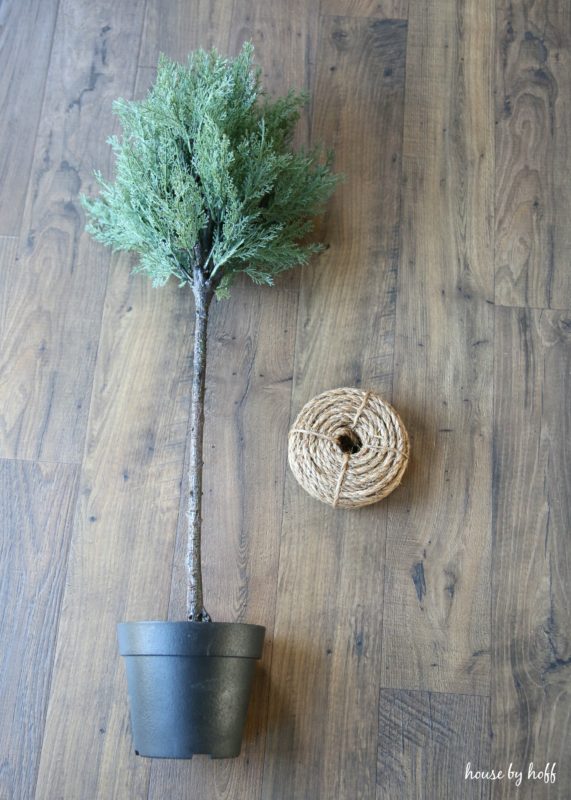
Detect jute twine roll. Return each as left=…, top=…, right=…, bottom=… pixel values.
left=288, top=387, right=409, bottom=509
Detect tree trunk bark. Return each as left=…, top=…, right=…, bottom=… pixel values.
left=186, top=272, right=214, bottom=621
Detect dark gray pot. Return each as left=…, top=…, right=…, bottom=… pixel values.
left=117, top=621, right=265, bottom=759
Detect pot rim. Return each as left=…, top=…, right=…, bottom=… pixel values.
left=117, top=620, right=265, bottom=659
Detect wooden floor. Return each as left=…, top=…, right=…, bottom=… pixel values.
left=1, top=0, right=569, bottom=798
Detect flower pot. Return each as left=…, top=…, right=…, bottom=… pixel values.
left=117, top=620, right=265, bottom=758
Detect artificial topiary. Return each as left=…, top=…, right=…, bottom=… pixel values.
left=82, top=42, right=340, bottom=622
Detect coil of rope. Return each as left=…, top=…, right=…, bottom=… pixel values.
left=288, top=387, right=409, bottom=508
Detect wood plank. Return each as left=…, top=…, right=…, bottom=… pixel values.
left=142, top=2, right=317, bottom=797
left=377, top=689, right=491, bottom=799
left=495, top=2, right=571, bottom=308
left=261, top=16, right=406, bottom=800
left=0, top=0, right=59, bottom=236
left=228, top=0, right=319, bottom=147
left=491, top=308, right=571, bottom=798
left=0, top=0, right=146, bottom=463
left=380, top=0, right=494, bottom=696
left=140, top=0, right=233, bottom=67
left=34, top=256, right=195, bottom=799
left=0, top=236, right=18, bottom=334
left=322, top=0, right=408, bottom=20
left=0, top=460, right=78, bottom=800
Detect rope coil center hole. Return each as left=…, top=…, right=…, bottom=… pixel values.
left=337, top=429, right=362, bottom=455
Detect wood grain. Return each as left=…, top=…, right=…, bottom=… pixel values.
left=380, top=0, right=494, bottom=696
left=0, top=0, right=146, bottom=463
left=377, top=689, right=491, bottom=799
left=140, top=0, right=233, bottom=67
left=492, top=308, right=571, bottom=799
left=229, top=0, right=320, bottom=148
left=321, top=0, right=408, bottom=20
left=0, top=0, right=60, bottom=236
left=261, top=16, right=406, bottom=800
left=0, top=460, right=78, bottom=800
left=0, top=236, right=18, bottom=334
left=34, top=257, right=196, bottom=799
left=495, top=1, right=571, bottom=308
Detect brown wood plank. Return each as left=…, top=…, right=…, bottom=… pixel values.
left=322, top=0, right=408, bottom=20
left=140, top=0, right=233, bottom=67
left=377, top=689, right=491, bottom=799
left=0, top=0, right=146, bottom=463
left=495, top=2, right=571, bottom=309
left=228, top=0, right=319, bottom=147
left=0, top=0, right=59, bottom=236
left=34, top=257, right=195, bottom=798
left=0, top=460, right=78, bottom=800
left=380, top=0, right=494, bottom=696
left=261, top=16, right=406, bottom=800
left=491, top=308, right=571, bottom=799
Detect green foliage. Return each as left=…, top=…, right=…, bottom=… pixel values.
left=82, top=43, right=340, bottom=298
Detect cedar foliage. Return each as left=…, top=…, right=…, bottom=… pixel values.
left=82, top=42, right=340, bottom=298
left=81, top=44, right=340, bottom=620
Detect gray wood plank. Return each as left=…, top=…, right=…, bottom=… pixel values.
left=0, top=0, right=60, bottom=235
left=381, top=0, right=494, bottom=696
left=492, top=308, right=571, bottom=799
left=262, top=16, right=407, bottom=800
left=0, top=460, right=78, bottom=800
left=377, top=689, right=491, bottom=799
left=0, top=0, right=146, bottom=462
left=322, top=0, right=408, bottom=19
left=495, top=1, right=571, bottom=308
left=34, top=257, right=192, bottom=799
left=0, top=236, right=18, bottom=334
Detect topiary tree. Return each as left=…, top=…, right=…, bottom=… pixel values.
left=82, top=42, right=339, bottom=623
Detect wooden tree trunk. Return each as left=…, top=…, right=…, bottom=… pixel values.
left=186, top=269, right=214, bottom=621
